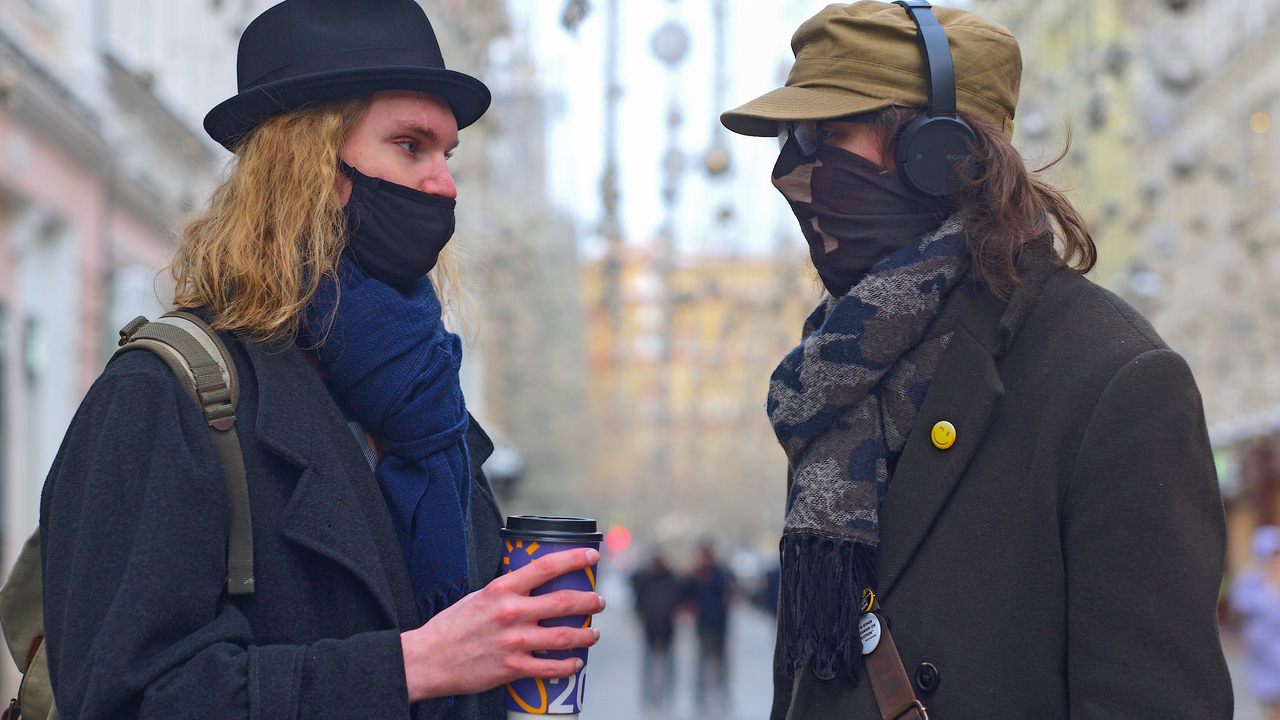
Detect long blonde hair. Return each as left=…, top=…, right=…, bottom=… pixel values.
left=170, top=96, right=472, bottom=342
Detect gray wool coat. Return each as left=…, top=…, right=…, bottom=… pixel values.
left=771, top=264, right=1233, bottom=719
left=40, top=332, right=506, bottom=720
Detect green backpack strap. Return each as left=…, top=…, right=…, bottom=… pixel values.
left=114, top=311, right=255, bottom=595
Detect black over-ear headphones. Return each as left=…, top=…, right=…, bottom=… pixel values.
left=892, top=0, right=977, bottom=197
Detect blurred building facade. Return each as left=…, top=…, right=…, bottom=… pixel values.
left=458, top=7, right=591, bottom=515
left=973, top=0, right=1280, bottom=575
left=0, top=0, right=267, bottom=585
left=581, top=243, right=820, bottom=553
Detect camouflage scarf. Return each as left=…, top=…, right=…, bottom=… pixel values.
left=767, top=214, right=975, bottom=683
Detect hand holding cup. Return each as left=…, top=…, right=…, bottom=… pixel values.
left=400, top=540, right=604, bottom=703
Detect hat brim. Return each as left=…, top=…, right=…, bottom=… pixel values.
left=720, top=85, right=905, bottom=138
left=204, top=66, right=492, bottom=151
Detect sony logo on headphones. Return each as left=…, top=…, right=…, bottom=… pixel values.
left=945, top=154, right=972, bottom=161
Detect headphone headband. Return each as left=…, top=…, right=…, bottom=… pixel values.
left=892, top=0, right=958, bottom=118
left=890, top=0, right=975, bottom=197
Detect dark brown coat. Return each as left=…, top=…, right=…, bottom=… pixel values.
left=772, top=266, right=1232, bottom=719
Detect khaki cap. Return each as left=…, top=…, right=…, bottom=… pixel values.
left=721, top=1, right=1021, bottom=139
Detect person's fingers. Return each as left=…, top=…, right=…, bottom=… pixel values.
left=500, top=547, right=600, bottom=596
left=517, top=656, right=585, bottom=680
left=523, top=589, right=605, bottom=622
left=522, top=625, right=599, bottom=653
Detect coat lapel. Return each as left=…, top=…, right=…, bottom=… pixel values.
left=877, top=243, right=1056, bottom=596
left=245, top=340, right=408, bottom=629
left=876, top=289, right=1006, bottom=596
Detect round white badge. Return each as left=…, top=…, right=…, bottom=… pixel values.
left=858, top=613, right=882, bottom=655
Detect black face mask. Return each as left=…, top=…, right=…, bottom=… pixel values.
left=772, top=140, right=951, bottom=297
left=340, top=161, right=456, bottom=291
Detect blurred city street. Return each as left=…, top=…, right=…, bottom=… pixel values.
left=582, top=567, right=1267, bottom=720
left=583, top=568, right=775, bottom=720
left=1228, top=628, right=1262, bottom=720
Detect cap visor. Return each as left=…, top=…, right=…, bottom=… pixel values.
left=720, top=85, right=895, bottom=137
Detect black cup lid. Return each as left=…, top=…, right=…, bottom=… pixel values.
left=500, top=515, right=604, bottom=541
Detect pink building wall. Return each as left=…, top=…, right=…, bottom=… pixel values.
left=0, top=102, right=177, bottom=576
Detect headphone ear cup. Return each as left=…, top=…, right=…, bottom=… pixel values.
left=895, top=114, right=978, bottom=197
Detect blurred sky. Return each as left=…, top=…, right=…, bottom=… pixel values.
left=509, top=0, right=821, bottom=260
left=508, top=0, right=974, bottom=260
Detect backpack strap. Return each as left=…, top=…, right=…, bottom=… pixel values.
left=0, top=528, right=56, bottom=720
left=113, top=312, right=255, bottom=595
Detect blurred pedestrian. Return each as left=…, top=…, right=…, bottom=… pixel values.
left=1232, top=526, right=1280, bottom=720
left=36, top=1, right=603, bottom=719
left=758, top=563, right=781, bottom=616
left=686, top=543, right=735, bottom=712
left=721, top=2, right=1231, bottom=718
left=630, top=553, right=684, bottom=709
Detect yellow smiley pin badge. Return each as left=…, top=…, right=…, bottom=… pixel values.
left=931, top=420, right=956, bottom=450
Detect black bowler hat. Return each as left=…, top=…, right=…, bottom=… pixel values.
left=203, top=0, right=492, bottom=152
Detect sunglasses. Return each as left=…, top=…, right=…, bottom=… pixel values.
left=777, top=114, right=878, bottom=157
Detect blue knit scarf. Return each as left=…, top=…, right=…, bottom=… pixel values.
left=301, top=258, right=470, bottom=624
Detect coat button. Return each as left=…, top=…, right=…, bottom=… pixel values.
left=931, top=421, right=956, bottom=449
left=915, top=662, right=940, bottom=693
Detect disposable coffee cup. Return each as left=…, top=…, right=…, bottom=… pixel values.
left=501, top=516, right=603, bottom=719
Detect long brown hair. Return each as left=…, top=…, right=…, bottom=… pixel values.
left=169, top=96, right=473, bottom=342
left=872, top=107, right=1096, bottom=298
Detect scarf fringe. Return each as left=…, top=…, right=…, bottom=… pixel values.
left=776, top=533, right=876, bottom=683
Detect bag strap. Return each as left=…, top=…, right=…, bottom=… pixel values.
left=113, top=312, right=255, bottom=595
left=862, top=591, right=928, bottom=720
